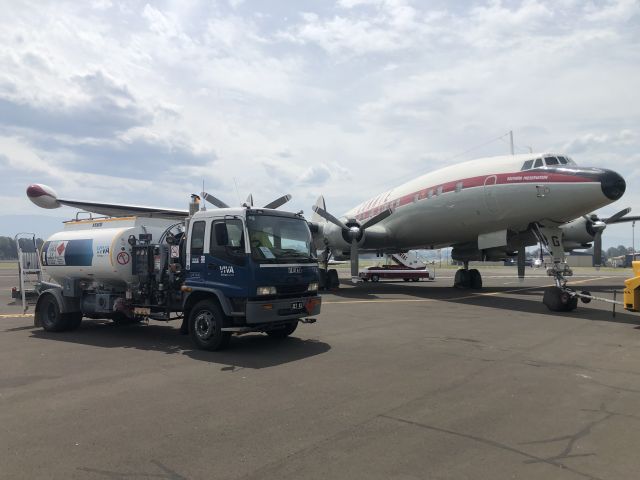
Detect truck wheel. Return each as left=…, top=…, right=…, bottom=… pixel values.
left=38, top=295, right=68, bottom=332
left=371, top=274, right=380, bottom=282
left=189, top=300, right=230, bottom=351
left=411, top=278, right=420, bottom=282
left=267, top=321, right=298, bottom=338
left=403, top=278, right=410, bottom=282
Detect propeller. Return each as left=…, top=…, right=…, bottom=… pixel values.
left=202, top=192, right=230, bottom=208
left=202, top=192, right=292, bottom=210
left=584, top=207, right=633, bottom=267
left=313, top=205, right=392, bottom=282
left=263, top=194, right=292, bottom=210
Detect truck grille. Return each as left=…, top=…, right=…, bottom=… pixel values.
left=276, top=284, right=308, bottom=295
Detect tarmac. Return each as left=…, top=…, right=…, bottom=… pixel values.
left=2, top=265, right=640, bottom=479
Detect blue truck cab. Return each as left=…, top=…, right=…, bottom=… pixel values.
left=182, top=207, right=321, bottom=350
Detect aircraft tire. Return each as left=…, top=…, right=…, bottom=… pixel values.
left=319, top=269, right=328, bottom=290
left=543, top=287, right=575, bottom=312
left=189, top=300, right=231, bottom=351
left=454, top=269, right=470, bottom=288
left=469, top=269, right=482, bottom=289
left=267, top=321, right=298, bottom=338
left=328, top=269, right=340, bottom=289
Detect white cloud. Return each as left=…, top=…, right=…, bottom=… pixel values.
left=0, top=0, right=638, bottom=249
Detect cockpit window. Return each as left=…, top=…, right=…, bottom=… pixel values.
left=557, top=156, right=568, bottom=165
left=545, top=156, right=559, bottom=165
left=521, top=159, right=533, bottom=170
left=534, top=158, right=543, bottom=168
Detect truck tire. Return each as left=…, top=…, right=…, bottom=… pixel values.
left=189, top=300, right=230, bottom=351
left=371, top=274, right=380, bottom=282
left=38, top=294, right=69, bottom=332
left=267, top=321, right=298, bottom=338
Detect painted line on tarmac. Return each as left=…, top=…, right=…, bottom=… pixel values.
left=0, top=313, right=33, bottom=318
left=323, top=276, right=616, bottom=305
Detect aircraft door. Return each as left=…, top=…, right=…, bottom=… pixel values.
left=483, top=175, right=498, bottom=214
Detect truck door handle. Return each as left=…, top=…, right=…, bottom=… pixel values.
left=207, top=263, right=218, bottom=269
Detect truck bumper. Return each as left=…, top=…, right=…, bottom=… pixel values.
left=245, top=296, right=321, bottom=324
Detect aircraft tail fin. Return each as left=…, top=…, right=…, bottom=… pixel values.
left=311, top=195, right=327, bottom=223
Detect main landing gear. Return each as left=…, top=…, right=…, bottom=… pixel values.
left=454, top=261, right=483, bottom=289
left=319, top=246, right=339, bottom=291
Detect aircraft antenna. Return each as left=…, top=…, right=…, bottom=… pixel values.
left=201, top=179, right=206, bottom=211
left=509, top=130, right=514, bottom=156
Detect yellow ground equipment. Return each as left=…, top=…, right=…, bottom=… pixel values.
left=624, top=261, right=640, bottom=312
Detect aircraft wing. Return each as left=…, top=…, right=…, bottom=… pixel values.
left=27, top=184, right=189, bottom=219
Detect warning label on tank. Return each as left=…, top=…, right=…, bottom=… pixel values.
left=45, top=241, right=68, bottom=266
left=42, top=239, right=93, bottom=266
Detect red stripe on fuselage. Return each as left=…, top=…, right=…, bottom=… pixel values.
left=353, top=171, right=595, bottom=222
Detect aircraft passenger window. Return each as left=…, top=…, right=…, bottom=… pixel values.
left=521, top=160, right=533, bottom=170
left=436, top=186, right=443, bottom=195
left=558, top=156, right=568, bottom=164
left=455, top=181, right=463, bottom=192
left=190, top=221, right=206, bottom=255
left=545, top=156, right=559, bottom=165
left=534, top=158, right=543, bottom=168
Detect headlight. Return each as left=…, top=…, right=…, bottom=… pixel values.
left=307, top=282, right=319, bottom=292
left=256, top=286, right=276, bottom=296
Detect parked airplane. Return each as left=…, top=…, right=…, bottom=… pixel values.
left=309, top=152, right=634, bottom=311
left=25, top=151, right=633, bottom=312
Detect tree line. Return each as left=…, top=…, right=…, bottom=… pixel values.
left=0, top=236, right=44, bottom=260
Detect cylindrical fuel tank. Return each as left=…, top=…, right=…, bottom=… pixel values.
left=41, top=217, right=178, bottom=287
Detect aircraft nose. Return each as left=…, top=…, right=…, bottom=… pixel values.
left=600, top=169, right=626, bottom=201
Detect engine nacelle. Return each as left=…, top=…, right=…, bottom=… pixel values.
left=560, top=216, right=599, bottom=248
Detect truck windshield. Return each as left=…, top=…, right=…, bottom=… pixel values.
left=246, top=214, right=314, bottom=263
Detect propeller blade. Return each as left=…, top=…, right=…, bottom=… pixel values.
left=350, top=238, right=359, bottom=282
left=203, top=192, right=229, bottom=208
left=360, top=208, right=392, bottom=230
left=593, top=231, right=603, bottom=267
left=517, top=249, right=526, bottom=279
left=264, top=194, right=292, bottom=210
left=312, top=206, right=348, bottom=231
left=245, top=194, right=254, bottom=207
left=604, top=207, right=631, bottom=224
left=605, top=215, right=640, bottom=224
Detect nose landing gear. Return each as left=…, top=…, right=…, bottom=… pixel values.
left=535, top=224, right=580, bottom=312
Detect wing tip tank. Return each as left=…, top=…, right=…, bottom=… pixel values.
left=27, top=183, right=61, bottom=209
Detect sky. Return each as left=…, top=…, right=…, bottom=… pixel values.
left=1, top=0, right=639, bottom=248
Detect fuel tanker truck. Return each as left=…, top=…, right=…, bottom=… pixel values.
left=26, top=184, right=321, bottom=351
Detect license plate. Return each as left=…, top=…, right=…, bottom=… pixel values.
left=291, top=302, right=304, bottom=310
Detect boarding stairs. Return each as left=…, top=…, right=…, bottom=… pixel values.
left=13, top=233, right=43, bottom=313
left=389, top=251, right=427, bottom=269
